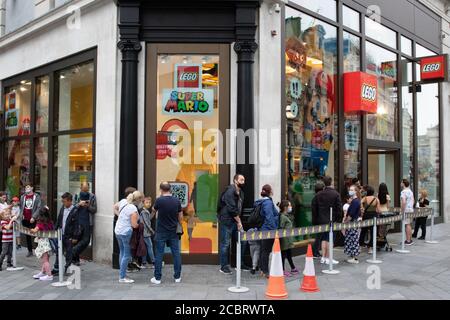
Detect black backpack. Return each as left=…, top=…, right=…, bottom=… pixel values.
left=247, top=201, right=265, bottom=229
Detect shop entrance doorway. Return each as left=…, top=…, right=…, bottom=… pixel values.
left=367, top=148, right=399, bottom=205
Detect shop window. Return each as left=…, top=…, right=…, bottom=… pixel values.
left=365, top=17, right=397, bottom=49
left=415, top=44, right=437, bottom=82
left=417, top=84, right=440, bottom=217
left=3, top=81, right=32, bottom=138
left=343, top=32, right=361, bottom=182
left=35, top=137, right=49, bottom=205
left=36, top=76, right=50, bottom=133
left=401, top=60, right=414, bottom=190
left=343, top=5, right=360, bottom=32
left=156, top=53, right=220, bottom=254
left=5, top=139, right=30, bottom=197
left=401, top=36, right=413, bottom=57
left=290, top=0, right=336, bottom=21
left=56, top=62, right=94, bottom=131
left=365, top=41, right=398, bottom=142
left=285, top=9, right=338, bottom=229
left=54, top=133, right=93, bottom=212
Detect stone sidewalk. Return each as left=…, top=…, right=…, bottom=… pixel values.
left=0, top=223, right=449, bottom=300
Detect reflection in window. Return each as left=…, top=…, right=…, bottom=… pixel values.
left=4, top=81, right=32, bottom=138
left=56, top=62, right=94, bottom=131
left=365, top=17, right=397, bottom=49
left=343, top=5, right=360, bottom=32
left=366, top=42, right=398, bottom=142
left=5, top=139, right=30, bottom=197
left=36, top=76, right=49, bottom=133
left=401, top=36, right=412, bottom=57
left=285, top=9, right=338, bottom=230
left=290, top=0, right=336, bottom=21
left=35, top=137, right=49, bottom=205
left=54, top=133, right=93, bottom=212
left=401, top=60, right=414, bottom=190
left=417, top=84, right=440, bottom=216
left=343, top=32, right=361, bottom=182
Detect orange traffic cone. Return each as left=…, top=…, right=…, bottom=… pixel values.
left=265, top=237, right=288, bottom=299
left=300, top=244, right=320, bottom=292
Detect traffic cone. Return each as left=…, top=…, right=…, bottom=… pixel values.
left=300, top=244, right=320, bottom=292
left=265, top=237, right=288, bottom=299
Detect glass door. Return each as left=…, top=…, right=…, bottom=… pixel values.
left=367, top=148, right=398, bottom=205
left=145, top=44, right=230, bottom=259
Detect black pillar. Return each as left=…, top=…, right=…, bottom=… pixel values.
left=113, top=40, right=142, bottom=269
left=234, top=41, right=258, bottom=210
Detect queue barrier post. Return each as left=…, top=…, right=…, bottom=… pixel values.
left=7, top=222, right=24, bottom=271
left=52, top=229, right=71, bottom=287
left=426, top=208, right=439, bottom=244
left=228, top=229, right=249, bottom=293
left=322, top=208, right=339, bottom=275
left=367, top=216, right=382, bottom=264
left=396, top=211, right=410, bottom=254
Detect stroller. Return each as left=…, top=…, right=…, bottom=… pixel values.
left=375, top=212, right=397, bottom=252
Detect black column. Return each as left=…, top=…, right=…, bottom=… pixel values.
left=234, top=41, right=258, bottom=210
left=113, top=40, right=142, bottom=269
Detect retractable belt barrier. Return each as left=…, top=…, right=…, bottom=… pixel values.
left=12, top=223, right=72, bottom=287
left=240, top=207, right=432, bottom=241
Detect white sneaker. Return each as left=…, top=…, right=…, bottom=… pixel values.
left=39, top=275, right=53, bottom=281
left=175, top=278, right=181, bottom=283
left=346, top=258, right=359, bottom=264
left=151, top=277, right=161, bottom=285
left=325, top=258, right=339, bottom=265
left=320, top=257, right=326, bottom=264
left=33, top=272, right=45, bottom=279
left=119, top=278, right=135, bottom=284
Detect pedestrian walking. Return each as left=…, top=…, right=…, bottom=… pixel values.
left=278, top=200, right=298, bottom=277
left=151, top=182, right=183, bottom=284
left=311, top=176, right=342, bottom=265
left=344, top=185, right=361, bottom=264
left=413, top=189, right=429, bottom=240
left=30, top=207, right=54, bottom=281
left=254, top=184, right=279, bottom=278
left=114, top=190, right=142, bottom=283
left=401, top=179, right=415, bottom=246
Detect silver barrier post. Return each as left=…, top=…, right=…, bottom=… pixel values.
left=426, top=208, right=439, bottom=244
left=52, top=229, right=71, bottom=287
left=396, top=211, right=410, bottom=254
left=323, top=208, right=339, bottom=275
left=367, top=216, right=382, bottom=264
left=7, top=222, right=24, bottom=271
left=228, top=229, right=249, bottom=293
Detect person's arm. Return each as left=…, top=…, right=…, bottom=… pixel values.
left=178, top=211, right=183, bottom=225
left=88, top=194, right=97, bottom=214
left=31, top=195, right=42, bottom=220
left=113, top=202, right=120, bottom=216
left=223, top=187, right=239, bottom=218
left=130, top=212, right=139, bottom=229
left=401, top=194, right=406, bottom=212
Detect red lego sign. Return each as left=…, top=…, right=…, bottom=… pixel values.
left=420, top=55, right=447, bottom=82
left=176, top=65, right=201, bottom=88
left=344, top=71, right=378, bottom=114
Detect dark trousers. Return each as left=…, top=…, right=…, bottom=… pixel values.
left=0, top=242, right=13, bottom=267
left=313, top=234, right=321, bottom=256
left=53, top=236, right=74, bottom=271
left=22, top=219, right=36, bottom=253
left=73, top=225, right=91, bottom=262
left=259, top=238, right=274, bottom=274
left=281, top=249, right=295, bottom=270
left=413, top=217, right=427, bottom=238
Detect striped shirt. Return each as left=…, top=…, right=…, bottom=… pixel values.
left=1, top=220, right=14, bottom=242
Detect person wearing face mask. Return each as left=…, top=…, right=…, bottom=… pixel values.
left=217, top=174, right=248, bottom=275
left=344, top=185, right=361, bottom=264
left=20, top=185, right=42, bottom=257
left=278, top=200, right=298, bottom=277
left=254, top=184, right=279, bottom=278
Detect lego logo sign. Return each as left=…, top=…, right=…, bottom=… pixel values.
left=176, top=65, right=201, bottom=88
left=344, top=71, right=378, bottom=114
left=361, top=85, right=377, bottom=102
left=420, top=55, right=447, bottom=82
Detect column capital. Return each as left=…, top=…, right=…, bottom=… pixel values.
left=117, top=39, right=142, bottom=53
left=233, top=41, right=258, bottom=54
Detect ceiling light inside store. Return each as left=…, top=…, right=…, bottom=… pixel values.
left=201, top=56, right=210, bottom=64
left=377, top=105, right=387, bottom=115
left=60, top=74, right=66, bottom=79
left=306, top=57, right=323, bottom=66
left=182, top=56, right=189, bottom=64
left=20, top=86, right=27, bottom=92
left=161, top=55, right=168, bottom=64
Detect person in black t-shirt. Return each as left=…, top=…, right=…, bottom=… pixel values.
left=413, top=189, right=430, bottom=240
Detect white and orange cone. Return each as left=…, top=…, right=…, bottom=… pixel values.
left=265, top=236, right=288, bottom=299
left=300, top=244, right=320, bottom=292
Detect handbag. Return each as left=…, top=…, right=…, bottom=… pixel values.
left=176, top=223, right=184, bottom=236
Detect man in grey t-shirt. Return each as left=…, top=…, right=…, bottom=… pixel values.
left=401, top=179, right=415, bottom=246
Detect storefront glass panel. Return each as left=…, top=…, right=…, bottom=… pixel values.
left=5, top=139, right=30, bottom=197
left=417, top=84, right=440, bottom=217
left=3, top=81, right=32, bottom=138
left=366, top=41, right=398, bottom=142
left=365, top=17, right=397, bottom=49
left=401, top=36, right=413, bottom=57
left=35, top=137, right=49, bottom=205
left=401, top=60, right=414, bottom=190
left=291, top=0, right=336, bottom=21
left=36, top=76, right=50, bottom=133
left=285, top=9, right=338, bottom=229
left=343, top=5, right=360, bottom=32
left=156, top=54, right=220, bottom=254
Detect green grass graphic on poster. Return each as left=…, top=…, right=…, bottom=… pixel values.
left=194, top=174, right=218, bottom=222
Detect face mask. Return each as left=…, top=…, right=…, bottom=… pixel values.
left=238, top=183, right=245, bottom=189
left=25, top=188, right=32, bottom=194
left=287, top=207, right=293, bottom=213
left=349, top=191, right=356, bottom=197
